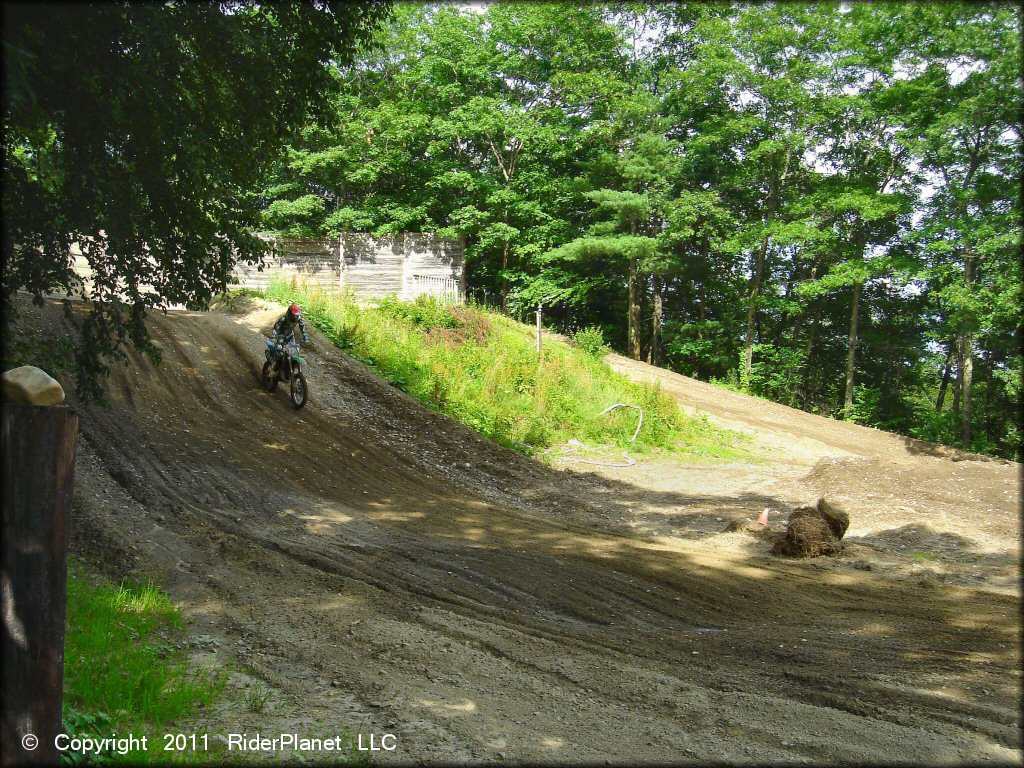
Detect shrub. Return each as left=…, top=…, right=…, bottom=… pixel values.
left=745, top=343, right=806, bottom=406
left=377, top=294, right=459, bottom=330
left=570, top=326, right=609, bottom=359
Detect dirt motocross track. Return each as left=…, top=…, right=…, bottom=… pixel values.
left=28, top=295, right=1021, bottom=765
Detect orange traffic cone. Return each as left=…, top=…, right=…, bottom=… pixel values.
left=756, top=509, right=770, bottom=527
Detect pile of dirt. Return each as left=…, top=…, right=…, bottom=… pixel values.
left=773, top=497, right=851, bottom=557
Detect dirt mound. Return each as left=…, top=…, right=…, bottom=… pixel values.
left=773, top=507, right=842, bottom=557
left=816, top=496, right=851, bottom=538
left=771, top=497, right=851, bottom=558
left=15, top=295, right=1020, bottom=765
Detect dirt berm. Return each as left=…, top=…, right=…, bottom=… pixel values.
left=26, top=295, right=1020, bottom=765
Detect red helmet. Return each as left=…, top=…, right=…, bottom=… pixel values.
left=289, top=303, right=301, bottom=318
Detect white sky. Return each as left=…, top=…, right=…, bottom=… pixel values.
left=460, top=1, right=491, bottom=14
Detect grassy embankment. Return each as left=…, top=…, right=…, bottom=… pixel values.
left=262, top=278, right=752, bottom=462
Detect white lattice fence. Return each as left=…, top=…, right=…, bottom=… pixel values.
left=411, top=274, right=461, bottom=304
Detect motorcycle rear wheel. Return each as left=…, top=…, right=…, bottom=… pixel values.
left=262, top=361, right=279, bottom=392
left=290, top=372, right=307, bottom=409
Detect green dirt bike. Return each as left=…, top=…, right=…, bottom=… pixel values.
left=262, top=337, right=308, bottom=409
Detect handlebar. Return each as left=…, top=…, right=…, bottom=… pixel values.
left=266, top=336, right=302, bottom=355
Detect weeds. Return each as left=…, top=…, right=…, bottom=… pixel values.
left=244, top=682, right=271, bottom=713
left=111, top=579, right=179, bottom=617
left=61, top=708, right=116, bottom=766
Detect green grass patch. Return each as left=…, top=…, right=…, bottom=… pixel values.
left=262, top=279, right=751, bottom=461
left=62, top=562, right=226, bottom=764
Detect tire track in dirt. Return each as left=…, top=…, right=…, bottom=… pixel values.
left=26, top=295, right=1018, bottom=765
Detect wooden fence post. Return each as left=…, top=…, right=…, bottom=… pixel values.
left=536, top=304, right=543, bottom=356
left=1, top=405, right=79, bottom=767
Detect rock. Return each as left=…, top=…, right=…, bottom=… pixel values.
left=2, top=365, right=65, bottom=405
left=772, top=505, right=844, bottom=558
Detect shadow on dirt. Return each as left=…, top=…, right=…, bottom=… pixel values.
left=852, top=523, right=1021, bottom=572
left=895, top=433, right=1011, bottom=464
left=229, top=483, right=1022, bottom=738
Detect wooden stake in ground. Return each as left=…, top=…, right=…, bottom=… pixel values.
left=536, top=303, right=543, bottom=356
left=1, top=405, right=79, bottom=766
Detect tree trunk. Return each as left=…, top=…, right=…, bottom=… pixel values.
left=627, top=219, right=642, bottom=361
left=776, top=276, right=797, bottom=348
left=959, top=331, right=973, bottom=445
left=744, top=150, right=786, bottom=385
left=890, top=363, right=905, bottom=417
left=958, top=255, right=976, bottom=446
left=648, top=274, right=663, bottom=366
left=952, top=350, right=962, bottom=420
left=742, top=236, right=769, bottom=385
left=628, top=253, right=641, bottom=360
left=983, top=358, right=995, bottom=441
left=790, top=264, right=819, bottom=348
left=696, top=281, right=707, bottom=380
left=935, top=347, right=953, bottom=412
left=798, top=297, right=826, bottom=409
left=843, top=280, right=861, bottom=417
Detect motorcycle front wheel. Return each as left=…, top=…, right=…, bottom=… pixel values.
left=261, top=361, right=279, bottom=392
left=290, top=371, right=308, bottom=409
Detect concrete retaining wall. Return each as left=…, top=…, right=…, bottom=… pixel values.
left=66, top=233, right=463, bottom=304
left=232, top=233, right=464, bottom=302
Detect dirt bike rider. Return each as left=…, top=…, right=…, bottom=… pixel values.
left=269, top=303, right=310, bottom=373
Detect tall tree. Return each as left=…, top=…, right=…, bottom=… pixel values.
left=682, top=4, right=824, bottom=386
left=814, top=6, right=918, bottom=415
left=899, top=3, right=1022, bottom=446
left=657, top=190, right=739, bottom=378
left=3, top=1, right=390, bottom=399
